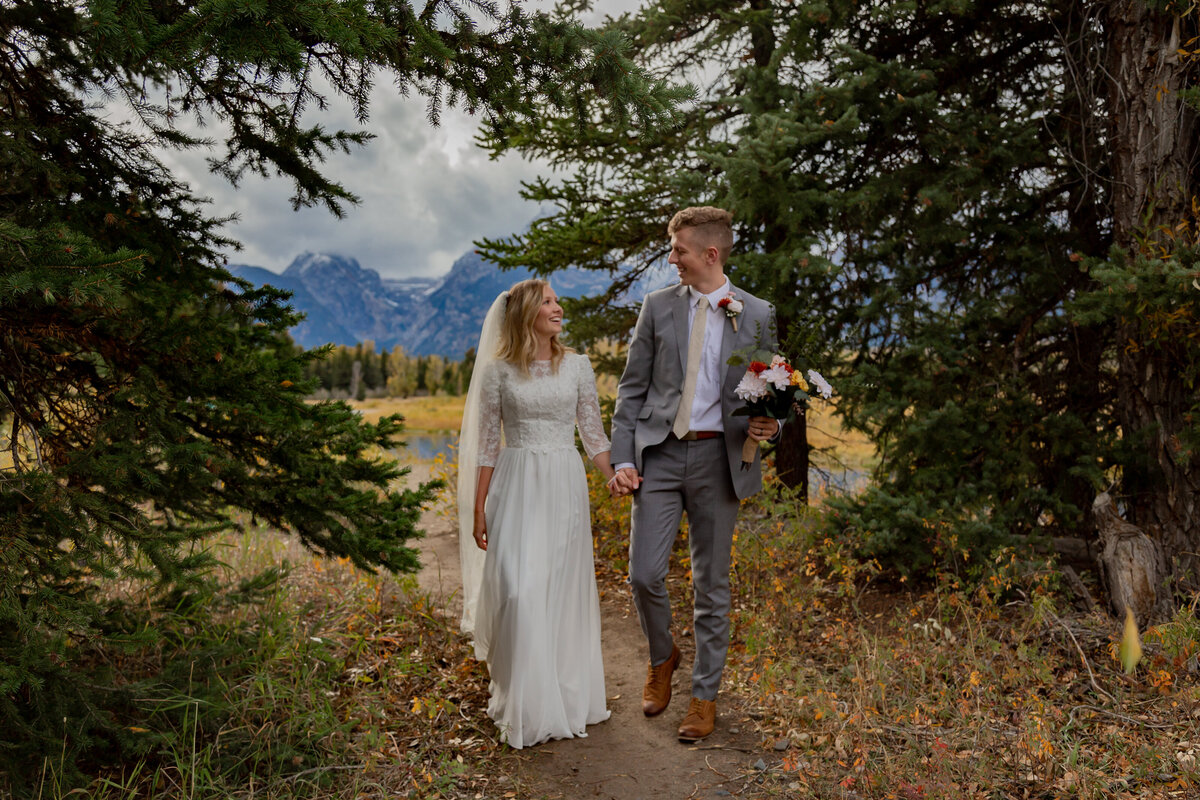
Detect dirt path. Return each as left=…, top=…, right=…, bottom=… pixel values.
left=409, top=464, right=771, bottom=800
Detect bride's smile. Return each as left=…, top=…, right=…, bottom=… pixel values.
left=533, top=286, right=564, bottom=339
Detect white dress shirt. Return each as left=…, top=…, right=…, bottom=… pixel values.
left=684, top=279, right=732, bottom=433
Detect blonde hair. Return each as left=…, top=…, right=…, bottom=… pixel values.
left=496, top=278, right=569, bottom=374
left=667, top=206, right=734, bottom=264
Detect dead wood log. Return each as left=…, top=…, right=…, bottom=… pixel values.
left=1060, top=564, right=1097, bottom=614
left=1094, top=492, right=1165, bottom=624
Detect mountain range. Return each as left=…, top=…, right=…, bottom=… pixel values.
left=228, top=250, right=668, bottom=358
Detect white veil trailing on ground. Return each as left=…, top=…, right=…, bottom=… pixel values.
left=457, top=291, right=507, bottom=636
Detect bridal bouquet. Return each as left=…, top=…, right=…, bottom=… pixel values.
left=732, top=352, right=832, bottom=469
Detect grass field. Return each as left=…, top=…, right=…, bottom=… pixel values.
left=350, top=395, right=466, bottom=431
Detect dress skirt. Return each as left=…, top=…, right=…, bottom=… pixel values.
left=472, top=445, right=610, bottom=749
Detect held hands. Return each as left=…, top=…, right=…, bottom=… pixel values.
left=607, top=467, right=643, bottom=498
left=607, top=422, right=776, bottom=497
left=747, top=416, right=780, bottom=442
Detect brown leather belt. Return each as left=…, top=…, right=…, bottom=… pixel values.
left=677, top=430, right=722, bottom=441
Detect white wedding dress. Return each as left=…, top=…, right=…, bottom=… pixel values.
left=471, top=353, right=612, bottom=748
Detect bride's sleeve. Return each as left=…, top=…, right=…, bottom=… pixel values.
left=575, top=355, right=611, bottom=459
left=478, top=363, right=502, bottom=467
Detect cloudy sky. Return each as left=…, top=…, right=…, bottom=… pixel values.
left=153, top=1, right=645, bottom=280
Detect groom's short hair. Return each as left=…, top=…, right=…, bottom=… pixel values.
left=668, top=206, right=733, bottom=264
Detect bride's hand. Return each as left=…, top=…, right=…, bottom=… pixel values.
left=473, top=509, right=488, bottom=551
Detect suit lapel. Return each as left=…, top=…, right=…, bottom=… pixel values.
left=671, top=284, right=691, bottom=376
left=719, top=282, right=741, bottom=384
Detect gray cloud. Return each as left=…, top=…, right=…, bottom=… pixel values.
left=157, top=89, right=545, bottom=279
left=149, top=0, right=646, bottom=280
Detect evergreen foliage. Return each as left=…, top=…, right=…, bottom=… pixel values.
left=298, top=340, right=473, bottom=398
left=481, top=1, right=1200, bottom=581
left=0, top=0, right=680, bottom=788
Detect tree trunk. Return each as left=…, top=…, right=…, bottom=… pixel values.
left=770, top=297, right=810, bottom=500
left=775, top=404, right=810, bottom=501
left=1105, top=0, right=1200, bottom=607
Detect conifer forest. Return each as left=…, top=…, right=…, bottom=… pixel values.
left=3, top=1, right=1200, bottom=797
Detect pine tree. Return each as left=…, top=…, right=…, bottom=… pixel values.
left=362, top=340, right=385, bottom=390
left=415, top=355, right=429, bottom=393
left=0, top=0, right=681, bottom=786
left=481, top=0, right=1200, bottom=598
left=460, top=345, right=478, bottom=390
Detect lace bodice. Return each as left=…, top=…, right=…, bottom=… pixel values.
left=477, top=353, right=610, bottom=466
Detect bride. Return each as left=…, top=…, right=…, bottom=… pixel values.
left=457, top=278, right=616, bottom=748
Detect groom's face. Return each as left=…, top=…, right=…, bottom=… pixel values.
left=668, top=226, right=720, bottom=291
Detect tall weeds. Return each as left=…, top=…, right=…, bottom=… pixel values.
left=21, top=519, right=499, bottom=799
left=709, top=471, right=1200, bottom=799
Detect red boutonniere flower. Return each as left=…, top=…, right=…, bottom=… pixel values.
left=717, top=293, right=744, bottom=332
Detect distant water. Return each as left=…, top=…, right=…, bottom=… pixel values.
left=811, top=467, right=870, bottom=496
left=391, top=431, right=457, bottom=462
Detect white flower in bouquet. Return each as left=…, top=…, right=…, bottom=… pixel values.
left=734, top=371, right=770, bottom=401
left=761, top=364, right=793, bottom=391
left=806, top=369, right=833, bottom=399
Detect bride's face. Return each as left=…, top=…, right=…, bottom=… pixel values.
left=532, top=285, right=563, bottom=339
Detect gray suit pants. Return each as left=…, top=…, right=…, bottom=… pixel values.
left=629, top=435, right=740, bottom=701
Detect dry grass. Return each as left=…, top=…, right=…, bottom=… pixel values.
left=43, top=477, right=508, bottom=799
left=718, top=489, right=1200, bottom=799
left=63, top=457, right=1200, bottom=798
left=350, top=395, right=466, bottom=431
left=45, top=437, right=1200, bottom=800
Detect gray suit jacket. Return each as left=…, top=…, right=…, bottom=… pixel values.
left=611, top=281, right=777, bottom=500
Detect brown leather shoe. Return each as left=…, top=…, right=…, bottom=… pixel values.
left=642, top=644, right=682, bottom=717
left=677, top=697, right=716, bottom=742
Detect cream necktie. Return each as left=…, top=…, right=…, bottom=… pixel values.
left=672, top=295, right=708, bottom=439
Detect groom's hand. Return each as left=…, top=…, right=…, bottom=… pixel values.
left=611, top=467, right=642, bottom=497
left=748, top=416, right=779, bottom=442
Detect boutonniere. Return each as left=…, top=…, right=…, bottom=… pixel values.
left=717, top=293, right=744, bottom=332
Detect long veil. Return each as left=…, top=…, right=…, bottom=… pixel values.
left=457, top=291, right=506, bottom=636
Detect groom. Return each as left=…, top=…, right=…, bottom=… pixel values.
left=610, top=206, right=779, bottom=742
